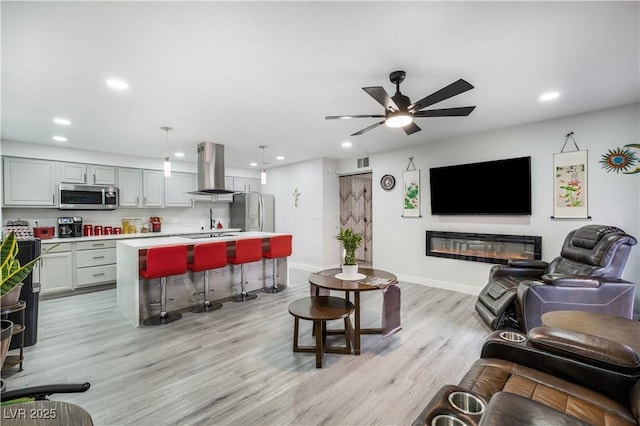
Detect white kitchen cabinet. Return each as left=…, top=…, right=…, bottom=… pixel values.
left=117, top=168, right=143, bottom=207
left=165, top=172, right=194, bottom=207
left=75, top=240, right=116, bottom=287
left=38, top=243, right=73, bottom=294
left=57, top=162, right=87, bottom=184
left=3, top=157, right=57, bottom=207
left=58, top=162, right=117, bottom=185
left=142, top=170, right=165, bottom=207
left=88, top=165, right=117, bottom=185
left=231, top=176, right=261, bottom=192
left=117, top=168, right=164, bottom=207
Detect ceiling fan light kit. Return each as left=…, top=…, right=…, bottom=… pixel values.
left=385, top=112, right=413, bottom=128
left=326, top=70, right=476, bottom=136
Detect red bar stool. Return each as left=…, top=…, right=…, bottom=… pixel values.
left=189, top=241, right=227, bottom=313
left=228, top=238, right=262, bottom=302
left=263, top=235, right=293, bottom=293
left=140, top=245, right=187, bottom=326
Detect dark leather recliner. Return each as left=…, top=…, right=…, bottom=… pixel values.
left=413, top=318, right=640, bottom=425
left=475, top=224, right=637, bottom=332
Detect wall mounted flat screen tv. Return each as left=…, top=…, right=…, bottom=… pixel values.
left=429, top=156, right=532, bottom=215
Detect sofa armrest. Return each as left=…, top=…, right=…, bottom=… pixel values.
left=528, top=326, right=640, bottom=374
left=489, top=264, right=546, bottom=279
left=478, top=392, right=588, bottom=426
left=507, top=259, right=549, bottom=269
left=541, top=274, right=600, bottom=288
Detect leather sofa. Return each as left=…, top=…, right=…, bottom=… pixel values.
left=475, top=224, right=637, bottom=332
left=413, top=315, right=640, bottom=425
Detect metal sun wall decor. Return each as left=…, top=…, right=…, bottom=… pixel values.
left=600, top=144, right=640, bottom=174
left=553, top=132, right=589, bottom=219
left=403, top=157, right=421, bottom=218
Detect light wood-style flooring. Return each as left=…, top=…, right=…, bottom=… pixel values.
left=2, top=268, right=491, bottom=425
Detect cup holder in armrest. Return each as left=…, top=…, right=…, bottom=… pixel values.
left=413, top=385, right=486, bottom=426
left=499, top=331, right=526, bottom=343
left=448, top=391, right=486, bottom=415
left=431, top=414, right=468, bottom=426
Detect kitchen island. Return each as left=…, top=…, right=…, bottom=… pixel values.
left=116, top=232, right=291, bottom=327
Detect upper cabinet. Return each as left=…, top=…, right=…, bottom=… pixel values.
left=117, top=168, right=165, bottom=208
left=230, top=176, right=261, bottom=192
left=89, top=165, right=117, bottom=185
left=165, top=172, right=194, bottom=207
left=57, top=162, right=116, bottom=185
left=3, top=158, right=57, bottom=207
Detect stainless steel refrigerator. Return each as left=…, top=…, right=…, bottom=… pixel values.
left=230, top=192, right=275, bottom=232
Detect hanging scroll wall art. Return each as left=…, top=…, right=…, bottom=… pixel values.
left=403, top=157, right=421, bottom=218
left=553, top=132, right=589, bottom=219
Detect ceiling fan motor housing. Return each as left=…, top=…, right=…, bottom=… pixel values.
left=391, top=93, right=411, bottom=111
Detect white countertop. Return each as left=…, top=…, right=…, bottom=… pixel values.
left=117, top=231, right=289, bottom=249
left=38, top=228, right=242, bottom=244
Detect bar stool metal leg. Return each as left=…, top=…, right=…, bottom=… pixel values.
left=143, top=277, right=182, bottom=326
left=232, top=264, right=258, bottom=302
left=264, top=258, right=286, bottom=293
left=191, top=270, right=223, bottom=313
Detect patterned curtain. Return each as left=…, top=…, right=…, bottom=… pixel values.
left=339, top=173, right=372, bottom=263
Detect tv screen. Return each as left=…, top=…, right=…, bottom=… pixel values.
left=429, top=156, right=532, bottom=215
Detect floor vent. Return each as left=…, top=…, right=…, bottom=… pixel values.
left=357, top=157, right=370, bottom=168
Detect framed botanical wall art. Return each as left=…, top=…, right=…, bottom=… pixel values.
left=553, top=150, right=589, bottom=218
left=402, top=169, right=421, bottom=217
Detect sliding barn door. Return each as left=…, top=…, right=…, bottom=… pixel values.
left=339, top=173, right=372, bottom=265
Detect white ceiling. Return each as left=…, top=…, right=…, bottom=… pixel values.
left=2, top=1, right=639, bottom=169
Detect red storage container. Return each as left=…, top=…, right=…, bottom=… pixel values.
left=33, top=227, right=55, bottom=239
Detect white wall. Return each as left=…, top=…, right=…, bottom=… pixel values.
left=262, top=157, right=340, bottom=271
left=340, top=104, right=640, bottom=298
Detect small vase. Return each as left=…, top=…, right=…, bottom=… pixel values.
left=0, top=283, right=23, bottom=307
left=341, top=264, right=359, bottom=278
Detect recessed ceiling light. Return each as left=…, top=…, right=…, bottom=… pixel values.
left=106, top=79, right=129, bottom=90
left=342, top=141, right=352, bottom=148
left=53, top=118, right=71, bottom=126
left=52, top=136, right=67, bottom=142
left=539, top=91, right=560, bottom=101
left=174, top=152, right=185, bottom=158
left=276, top=155, right=285, bottom=160
left=250, top=162, right=258, bottom=167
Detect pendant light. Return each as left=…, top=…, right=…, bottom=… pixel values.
left=161, top=126, right=173, bottom=177
left=259, top=145, right=267, bottom=185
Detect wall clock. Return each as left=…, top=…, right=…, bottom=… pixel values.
left=380, top=174, right=396, bottom=191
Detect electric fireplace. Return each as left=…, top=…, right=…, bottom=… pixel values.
left=426, top=231, right=542, bottom=264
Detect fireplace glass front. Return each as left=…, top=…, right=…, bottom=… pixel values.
left=426, top=231, right=542, bottom=264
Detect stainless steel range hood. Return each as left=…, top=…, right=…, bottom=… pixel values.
left=192, top=142, right=234, bottom=194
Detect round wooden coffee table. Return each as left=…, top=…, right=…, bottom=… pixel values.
left=288, top=296, right=355, bottom=368
left=308, top=268, right=398, bottom=355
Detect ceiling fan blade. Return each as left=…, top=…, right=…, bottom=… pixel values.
left=362, top=86, right=398, bottom=111
left=351, top=120, right=385, bottom=136
left=409, top=79, right=474, bottom=112
left=325, top=114, right=385, bottom=120
left=403, top=122, right=421, bottom=135
left=413, top=106, right=476, bottom=117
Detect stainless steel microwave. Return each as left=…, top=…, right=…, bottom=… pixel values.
left=58, top=184, right=119, bottom=210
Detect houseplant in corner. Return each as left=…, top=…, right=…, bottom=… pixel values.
left=335, top=228, right=363, bottom=278
left=1, top=231, right=41, bottom=369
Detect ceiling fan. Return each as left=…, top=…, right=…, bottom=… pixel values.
left=326, top=70, right=476, bottom=136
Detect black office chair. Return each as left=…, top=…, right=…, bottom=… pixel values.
left=1, top=382, right=92, bottom=425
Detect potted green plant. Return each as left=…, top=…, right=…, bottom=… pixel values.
left=335, top=228, right=363, bottom=277
left=1, top=231, right=41, bottom=369
left=1, top=231, right=40, bottom=306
